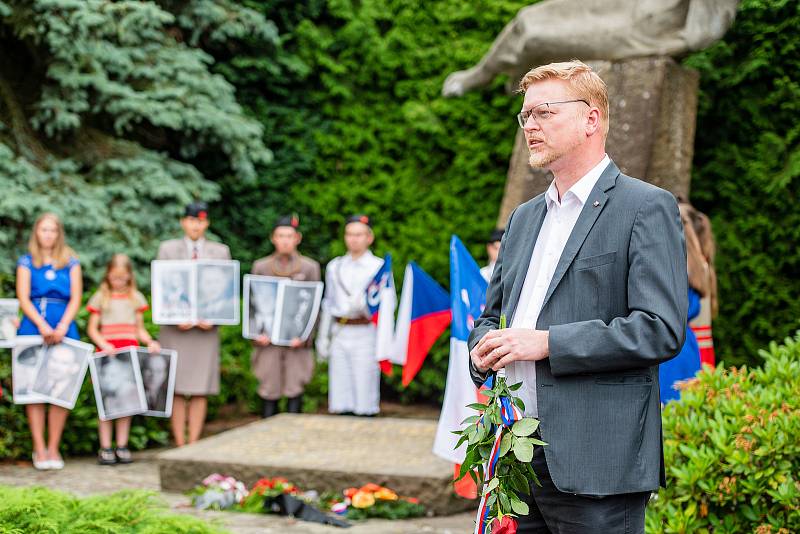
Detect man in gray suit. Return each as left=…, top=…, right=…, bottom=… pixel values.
left=469, top=61, right=687, bottom=532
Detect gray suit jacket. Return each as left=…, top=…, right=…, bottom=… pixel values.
left=469, top=161, right=687, bottom=495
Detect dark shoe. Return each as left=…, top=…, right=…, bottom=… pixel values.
left=262, top=399, right=279, bottom=418
left=98, top=448, right=117, bottom=465
left=286, top=395, right=303, bottom=414
left=115, top=447, right=133, bottom=464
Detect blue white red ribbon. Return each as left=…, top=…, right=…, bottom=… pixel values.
left=474, top=371, right=523, bottom=534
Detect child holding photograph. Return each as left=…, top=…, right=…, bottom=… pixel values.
left=16, top=212, right=83, bottom=470
left=251, top=215, right=321, bottom=418
left=87, top=254, right=160, bottom=465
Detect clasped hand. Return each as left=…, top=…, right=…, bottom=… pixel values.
left=470, top=328, right=549, bottom=373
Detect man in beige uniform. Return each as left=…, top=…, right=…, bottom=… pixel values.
left=157, top=202, right=231, bottom=446
left=251, top=215, right=321, bottom=417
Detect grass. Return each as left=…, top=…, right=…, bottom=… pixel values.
left=0, top=485, right=228, bottom=533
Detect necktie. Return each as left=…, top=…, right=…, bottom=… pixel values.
left=192, top=245, right=198, bottom=260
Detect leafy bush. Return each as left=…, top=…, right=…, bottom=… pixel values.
left=0, top=485, right=227, bottom=533
left=645, top=332, right=800, bottom=533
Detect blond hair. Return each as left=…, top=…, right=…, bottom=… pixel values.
left=518, top=60, right=610, bottom=137
left=28, top=212, right=76, bottom=269
left=98, top=254, right=138, bottom=310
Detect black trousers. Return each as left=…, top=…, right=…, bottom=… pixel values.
left=516, top=444, right=650, bottom=534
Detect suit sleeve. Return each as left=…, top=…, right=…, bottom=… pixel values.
left=547, top=189, right=688, bottom=376
left=466, top=208, right=517, bottom=387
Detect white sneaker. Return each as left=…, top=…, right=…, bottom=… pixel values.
left=32, top=453, right=50, bottom=470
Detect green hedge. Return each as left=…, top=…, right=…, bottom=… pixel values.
left=646, top=332, right=800, bottom=533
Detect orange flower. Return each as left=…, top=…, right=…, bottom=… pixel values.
left=351, top=490, right=376, bottom=508
left=343, top=487, right=359, bottom=499
left=405, top=497, right=420, bottom=504
left=374, top=488, right=398, bottom=501
left=360, top=483, right=382, bottom=493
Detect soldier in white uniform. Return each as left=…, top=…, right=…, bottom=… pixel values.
left=316, top=215, right=383, bottom=415
left=479, top=228, right=504, bottom=283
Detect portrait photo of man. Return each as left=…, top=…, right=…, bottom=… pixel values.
left=153, top=262, right=194, bottom=324
left=197, top=261, right=238, bottom=324
left=91, top=350, right=147, bottom=420
left=12, top=336, right=45, bottom=403
left=0, top=298, right=19, bottom=347
left=137, top=348, right=177, bottom=417
left=275, top=282, right=322, bottom=345
left=243, top=275, right=279, bottom=339
left=31, top=339, right=92, bottom=409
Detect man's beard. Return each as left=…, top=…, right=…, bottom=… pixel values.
left=527, top=133, right=582, bottom=168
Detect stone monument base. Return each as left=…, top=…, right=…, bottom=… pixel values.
left=157, top=414, right=473, bottom=515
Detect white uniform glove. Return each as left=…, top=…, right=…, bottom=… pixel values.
left=315, top=309, right=332, bottom=360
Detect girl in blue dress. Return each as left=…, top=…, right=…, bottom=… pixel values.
left=16, top=213, right=83, bottom=470
left=659, top=203, right=710, bottom=404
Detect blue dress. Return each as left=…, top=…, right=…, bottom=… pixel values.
left=16, top=254, right=79, bottom=340
left=659, top=287, right=701, bottom=403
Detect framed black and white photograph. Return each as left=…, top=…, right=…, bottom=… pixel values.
left=151, top=261, right=195, bottom=324
left=89, top=348, right=148, bottom=420
left=273, top=281, right=323, bottom=346
left=12, top=335, right=45, bottom=404
left=197, top=260, right=239, bottom=324
left=137, top=348, right=177, bottom=417
left=242, top=275, right=279, bottom=339
left=151, top=260, right=239, bottom=325
left=29, top=338, right=93, bottom=409
left=0, top=298, right=19, bottom=348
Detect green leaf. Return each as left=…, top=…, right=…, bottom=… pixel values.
left=508, top=381, right=523, bottom=391
left=513, top=440, right=534, bottom=463
left=499, top=493, right=511, bottom=513
left=513, top=397, right=526, bottom=411
left=499, top=431, right=513, bottom=457
left=461, top=415, right=480, bottom=425
left=484, top=477, right=500, bottom=495
left=510, top=495, right=530, bottom=516
left=467, top=403, right=490, bottom=411
left=512, top=418, right=539, bottom=437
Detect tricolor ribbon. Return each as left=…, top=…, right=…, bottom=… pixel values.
left=474, top=369, right=523, bottom=534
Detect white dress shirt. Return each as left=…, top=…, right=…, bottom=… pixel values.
left=480, top=262, right=496, bottom=283
left=321, top=250, right=383, bottom=319
left=508, top=155, right=610, bottom=417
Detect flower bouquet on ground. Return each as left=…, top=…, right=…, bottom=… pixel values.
left=325, top=483, right=426, bottom=520
left=454, top=315, right=547, bottom=534
left=238, top=477, right=303, bottom=513
left=189, top=473, right=249, bottom=511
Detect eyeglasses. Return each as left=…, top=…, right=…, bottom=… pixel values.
left=517, top=99, right=589, bottom=128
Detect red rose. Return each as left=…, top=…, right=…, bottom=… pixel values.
left=489, top=516, right=518, bottom=534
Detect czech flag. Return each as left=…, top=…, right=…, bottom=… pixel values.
left=366, top=254, right=397, bottom=375
left=432, top=236, right=489, bottom=498
left=393, top=262, right=451, bottom=387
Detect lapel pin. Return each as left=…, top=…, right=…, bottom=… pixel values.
left=593, top=200, right=600, bottom=207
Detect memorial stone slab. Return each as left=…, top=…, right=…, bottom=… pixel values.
left=158, top=414, right=474, bottom=515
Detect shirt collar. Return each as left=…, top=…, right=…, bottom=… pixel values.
left=184, top=236, right=205, bottom=250
left=346, top=250, right=375, bottom=264
left=545, top=154, right=610, bottom=210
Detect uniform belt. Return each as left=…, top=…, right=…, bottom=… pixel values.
left=33, top=297, right=68, bottom=304
left=333, top=316, right=371, bottom=326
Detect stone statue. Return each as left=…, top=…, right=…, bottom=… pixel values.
left=443, top=0, right=740, bottom=97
